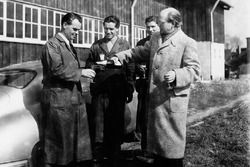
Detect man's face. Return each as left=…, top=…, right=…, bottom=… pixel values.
left=103, top=22, right=118, bottom=40
left=63, top=18, right=81, bottom=41
left=146, top=21, right=160, bottom=36
left=158, top=12, right=174, bottom=35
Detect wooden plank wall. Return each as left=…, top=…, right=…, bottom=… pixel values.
left=134, top=0, right=225, bottom=43
left=0, top=42, right=43, bottom=67
left=0, top=41, right=89, bottom=68
left=0, top=0, right=226, bottom=68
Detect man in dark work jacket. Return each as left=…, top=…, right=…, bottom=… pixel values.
left=85, top=15, right=134, bottom=167
left=40, top=12, right=95, bottom=167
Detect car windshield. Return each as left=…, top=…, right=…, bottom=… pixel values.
left=0, top=69, right=36, bottom=89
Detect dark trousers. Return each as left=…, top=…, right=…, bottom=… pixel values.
left=153, top=156, right=183, bottom=167
left=90, top=75, right=127, bottom=167
left=135, top=78, right=148, bottom=150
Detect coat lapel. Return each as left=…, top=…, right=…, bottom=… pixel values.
left=109, top=37, right=121, bottom=55
left=55, top=34, right=80, bottom=66
left=99, top=39, right=109, bottom=55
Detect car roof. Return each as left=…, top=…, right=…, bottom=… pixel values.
left=0, top=61, right=42, bottom=71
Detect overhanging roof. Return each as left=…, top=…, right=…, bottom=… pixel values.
left=219, top=0, right=232, bottom=10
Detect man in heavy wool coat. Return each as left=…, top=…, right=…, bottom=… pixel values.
left=114, top=7, right=200, bottom=167
left=40, top=13, right=95, bottom=167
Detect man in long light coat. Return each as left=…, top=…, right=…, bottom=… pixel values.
left=114, top=7, right=200, bottom=167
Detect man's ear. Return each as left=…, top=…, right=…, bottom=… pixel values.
left=62, top=22, right=68, bottom=29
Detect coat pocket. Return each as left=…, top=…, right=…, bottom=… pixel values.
left=49, top=88, right=72, bottom=107
left=169, top=95, right=189, bottom=113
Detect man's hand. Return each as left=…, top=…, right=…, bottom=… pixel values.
left=164, top=70, right=176, bottom=83
left=110, top=57, right=122, bottom=66
left=81, top=69, right=96, bottom=78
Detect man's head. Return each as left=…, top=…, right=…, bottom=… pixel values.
left=145, top=16, right=160, bottom=36
left=61, top=12, right=82, bottom=41
left=103, top=15, right=120, bottom=40
left=158, top=7, right=182, bottom=35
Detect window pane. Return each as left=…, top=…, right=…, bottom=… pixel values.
left=124, top=27, right=127, bottom=36
left=84, top=32, right=88, bottom=43
left=89, top=20, right=92, bottom=30
left=56, top=13, right=60, bottom=26
left=7, top=2, right=14, bottom=19
left=16, top=4, right=23, bottom=20
left=94, top=20, right=98, bottom=32
left=56, top=27, right=60, bottom=34
left=0, top=20, right=3, bottom=35
left=16, top=22, right=23, bottom=38
left=32, top=9, right=38, bottom=23
left=0, top=2, right=3, bottom=18
left=7, top=21, right=14, bottom=37
left=89, top=33, right=92, bottom=43
left=41, top=26, right=47, bottom=40
left=94, top=33, right=98, bottom=42
left=78, top=31, right=83, bottom=44
left=84, top=19, right=87, bottom=30
left=48, top=26, right=54, bottom=38
left=25, top=23, right=31, bottom=37
left=32, top=25, right=38, bottom=38
left=41, top=9, right=47, bottom=24
left=99, top=21, right=103, bottom=33
left=25, top=7, right=31, bottom=22
left=48, top=10, right=54, bottom=26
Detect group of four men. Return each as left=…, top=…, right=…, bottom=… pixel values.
left=40, top=7, right=200, bottom=167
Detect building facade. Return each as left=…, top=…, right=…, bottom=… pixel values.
left=0, top=0, right=231, bottom=79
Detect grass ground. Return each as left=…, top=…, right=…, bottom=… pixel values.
left=185, top=79, right=250, bottom=167
left=185, top=100, right=249, bottom=167
left=188, top=79, right=250, bottom=111
left=120, top=79, right=250, bottom=167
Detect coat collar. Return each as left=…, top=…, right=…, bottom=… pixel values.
left=55, top=33, right=80, bottom=63
left=156, top=29, right=183, bottom=51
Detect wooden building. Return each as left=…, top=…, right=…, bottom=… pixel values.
left=0, top=0, right=231, bottom=79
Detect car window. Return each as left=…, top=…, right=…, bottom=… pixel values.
left=0, top=69, right=36, bottom=89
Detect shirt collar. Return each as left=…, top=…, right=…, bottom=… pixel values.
left=105, top=35, right=118, bottom=44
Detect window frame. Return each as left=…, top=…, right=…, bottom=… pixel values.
left=134, top=25, right=146, bottom=45
left=0, top=0, right=130, bottom=48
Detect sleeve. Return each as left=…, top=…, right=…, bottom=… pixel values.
left=85, top=45, right=96, bottom=69
left=43, top=41, right=82, bottom=82
left=124, top=42, right=135, bottom=85
left=116, top=40, right=151, bottom=64
left=173, top=39, right=201, bottom=88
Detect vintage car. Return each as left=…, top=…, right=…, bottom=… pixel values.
left=0, top=61, right=137, bottom=167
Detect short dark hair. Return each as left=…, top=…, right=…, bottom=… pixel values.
left=145, top=16, right=158, bottom=24
left=61, top=12, right=82, bottom=26
left=103, top=15, right=120, bottom=28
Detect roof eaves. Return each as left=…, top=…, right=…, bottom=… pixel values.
left=219, top=0, right=232, bottom=10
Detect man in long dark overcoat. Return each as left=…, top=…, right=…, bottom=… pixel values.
left=40, top=12, right=96, bottom=167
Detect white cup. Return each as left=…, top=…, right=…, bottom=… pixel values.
left=99, top=54, right=105, bottom=61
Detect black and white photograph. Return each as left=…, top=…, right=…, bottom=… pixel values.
left=0, top=0, right=249, bottom=167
